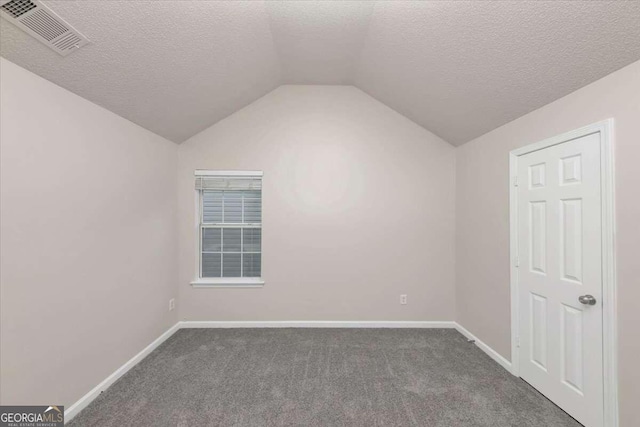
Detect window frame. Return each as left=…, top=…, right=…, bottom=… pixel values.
left=191, top=170, right=264, bottom=288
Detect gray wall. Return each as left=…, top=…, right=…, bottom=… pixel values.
left=177, top=85, right=457, bottom=322
left=0, top=58, right=179, bottom=407
left=455, top=60, right=640, bottom=427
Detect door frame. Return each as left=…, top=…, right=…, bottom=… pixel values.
left=509, top=119, right=617, bottom=426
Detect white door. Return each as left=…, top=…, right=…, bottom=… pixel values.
left=516, top=133, right=603, bottom=426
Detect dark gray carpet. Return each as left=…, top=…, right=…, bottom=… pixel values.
left=68, top=329, right=581, bottom=426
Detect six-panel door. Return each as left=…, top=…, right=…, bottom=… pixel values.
left=517, top=133, right=603, bottom=427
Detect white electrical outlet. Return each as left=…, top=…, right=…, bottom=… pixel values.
left=400, top=294, right=407, bottom=305
left=169, top=298, right=175, bottom=311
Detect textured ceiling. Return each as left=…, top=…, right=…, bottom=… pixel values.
left=2, top=1, right=639, bottom=145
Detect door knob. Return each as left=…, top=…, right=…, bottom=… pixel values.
left=578, top=295, right=596, bottom=305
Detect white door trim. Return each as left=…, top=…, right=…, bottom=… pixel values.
left=509, top=119, right=617, bottom=427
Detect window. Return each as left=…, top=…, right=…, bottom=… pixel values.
left=193, top=171, right=263, bottom=286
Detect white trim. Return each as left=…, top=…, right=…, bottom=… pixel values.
left=65, top=322, right=181, bottom=422
left=195, top=170, right=263, bottom=177
left=509, top=119, right=617, bottom=426
left=600, top=120, right=618, bottom=427
left=509, top=148, right=520, bottom=377
left=195, top=185, right=201, bottom=279
left=191, top=278, right=265, bottom=288
left=180, top=320, right=456, bottom=329
left=454, top=323, right=512, bottom=372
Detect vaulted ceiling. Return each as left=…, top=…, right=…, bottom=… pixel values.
left=2, top=1, right=639, bottom=145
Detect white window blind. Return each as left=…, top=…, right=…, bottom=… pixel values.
left=196, top=172, right=262, bottom=279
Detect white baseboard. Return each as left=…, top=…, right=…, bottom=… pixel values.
left=454, top=322, right=513, bottom=373
left=180, top=320, right=456, bottom=329
left=64, top=322, right=181, bottom=422
left=65, top=320, right=513, bottom=423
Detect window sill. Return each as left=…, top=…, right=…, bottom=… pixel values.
left=190, top=278, right=265, bottom=288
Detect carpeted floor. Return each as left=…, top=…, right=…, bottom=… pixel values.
left=68, top=328, right=581, bottom=426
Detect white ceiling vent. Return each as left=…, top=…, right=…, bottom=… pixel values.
left=0, top=0, right=89, bottom=56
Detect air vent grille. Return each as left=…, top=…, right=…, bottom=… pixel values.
left=21, top=9, right=67, bottom=41
left=0, top=0, right=89, bottom=56
left=52, top=32, right=82, bottom=50
left=1, top=0, right=36, bottom=18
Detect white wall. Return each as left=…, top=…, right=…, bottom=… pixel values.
left=455, top=60, right=640, bottom=426
left=178, top=85, right=457, bottom=322
left=0, top=58, right=179, bottom=407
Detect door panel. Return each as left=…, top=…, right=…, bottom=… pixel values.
left=530, top=293, right=548, bottom=370
left=530, top=201, right=547, bottom=273
left=560, top=198, right=582, bottom=282
left=517, top=133, right=603, bottom=427
left=560, top=304, right=583, bottom=393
